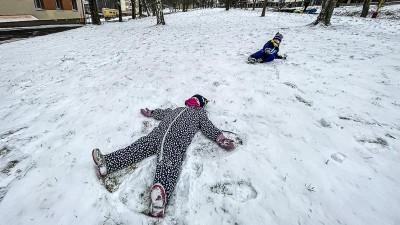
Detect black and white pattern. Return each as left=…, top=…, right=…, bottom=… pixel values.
left=104, top=106, right=222, bottom=204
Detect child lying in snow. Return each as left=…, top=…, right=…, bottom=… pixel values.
left=248, top=32, right=287, bottom=63
left=92, top=94, right=235, bottom=217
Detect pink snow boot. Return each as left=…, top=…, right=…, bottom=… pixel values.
left=92, top=148, right=107, bottom=176
left=150, top=183, right=166, bottom=217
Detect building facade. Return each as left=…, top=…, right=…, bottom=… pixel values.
left=0, top=0, right=85, bottom=24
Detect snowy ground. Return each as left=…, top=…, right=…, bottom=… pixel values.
left=333, top=4, right=400, bottom=20
left=1, top=6, right=400, bottom=225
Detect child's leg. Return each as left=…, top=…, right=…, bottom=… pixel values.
left=250, top=50, right=265, bottom=59
left=104, top=134, right=159, bottom=174
left=152, top=145, right=186, bottom=205
left=262, top=53, right=275, bottom=62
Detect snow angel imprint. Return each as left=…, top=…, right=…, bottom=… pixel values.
left=91, top=94, right=235, bottom=217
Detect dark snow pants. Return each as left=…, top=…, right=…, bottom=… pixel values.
left=104, top=134, right=187, bottom=204
left=250, top=50, right=275, bottom=62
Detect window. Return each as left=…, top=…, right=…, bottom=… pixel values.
left=33, top=0, right=43, bottom=9
left=71, top=0, right=78, bottom=10
left=55, top=0, right=63, bottom=9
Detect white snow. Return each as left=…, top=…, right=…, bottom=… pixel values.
left=0, top=15, right=38, bottom=23
left=333, top=4, right=400, bottom=20
left=0, top=24, right=83, bottom=32
left=1, top=6, right=400, bottom=225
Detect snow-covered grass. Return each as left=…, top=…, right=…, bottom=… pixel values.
left=1, top=7, right=400, bottom=225
left=333, top=4, right=400, bottom=20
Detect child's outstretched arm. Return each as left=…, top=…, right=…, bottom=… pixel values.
left=140, top=108, right=173, bottom=120
left=199, top=110, right=235, bottom=150
left=275, top=53, right=287, bottom=60
left=198, top=109, right=221, bottom=140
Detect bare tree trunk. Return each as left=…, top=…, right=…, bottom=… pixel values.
left=151, top=3, right=156, bottom=16
left=360, top=0, right=371, bottom=17
left=139, top=0, right=143, bottom=17
left=88, top=0, right=101, bottom=25
left=155, top=0, right=165, bottom=24
left=131, top=0, right=136, bottom=19
left=225, top=0, right=230, bottom=10
left=143, top=0, right=151, bottom=16
left=261, top=0, right=267, bottom=16
left=313, top=0, right=338, bottom=26
left=116, top=0, right=123, bottom=22
left=252, top=0, right=256, bottom=10
left=303, top=0, right=310, bottom=11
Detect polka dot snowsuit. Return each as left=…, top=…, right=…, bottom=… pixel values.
left=104, top=106, right=222, bottom=204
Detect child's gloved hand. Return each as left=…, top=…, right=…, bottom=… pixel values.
left=216, top=134, right=235, bottom=151
left=140, top=108, right=153, bottom=117
left=265, top=49, right=272, bottom=55
left=283, top=54, right=288, bottom=60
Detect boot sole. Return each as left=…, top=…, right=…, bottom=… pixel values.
left=92, top=149, right=99, bottom=166
left=150, top=183, right=166, bottom=217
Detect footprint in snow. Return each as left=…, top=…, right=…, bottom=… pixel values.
left=0, top=186, right=8, bottom=202
left=283, top=82, right=305, bottom=93
left=0, top=127, right=28, bottom=140
left=210, top=180, right=257, bottom=202
left=357, top=137, right=388, bottom=148
left=283, top=82, right=297, bottom=89
left=295, top=94, right=313, bottom=107
left=0, top=146, right=11, bottom=159
left=319, top=118, right=331, bottom=128
left=1, top=160, right=20, bottom=175
left=331, top=153, right=346, bottom=163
